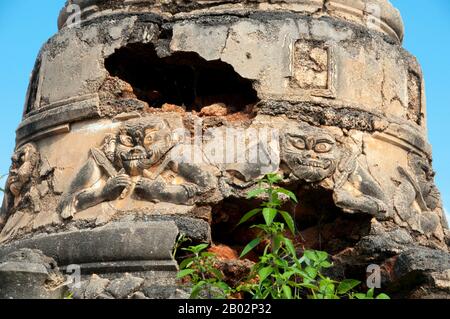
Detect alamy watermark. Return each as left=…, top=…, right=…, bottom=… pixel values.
left=65, top=264, right=81, bottom=289
left=66, top=4, right=82, bottom=29
left=366, top=264, right=382, bottom=289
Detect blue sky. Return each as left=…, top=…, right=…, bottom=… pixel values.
left=0, top=1, right=448, bottom=221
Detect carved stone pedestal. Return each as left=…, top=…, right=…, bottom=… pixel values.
left=0, top=249, right=65, bottom=299
left=0, top=222, right=181, bottom=299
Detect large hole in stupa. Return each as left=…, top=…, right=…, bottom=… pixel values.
left=104, top=43, right=259, bottom=113
left=211, top=186, right=372, bottom=259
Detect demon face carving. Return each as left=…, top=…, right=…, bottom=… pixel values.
left=281, top=124, right=339, bottom=182
left=108, top=118, right=176, bottom=177
left=0, top=143, right=39, bottom=230
left=407, top=153, right=441, bottom=211
left=7, top=143, right=39, bottom=198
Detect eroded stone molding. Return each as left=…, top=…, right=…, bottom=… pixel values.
left=58, top=0, right=404, bottom=43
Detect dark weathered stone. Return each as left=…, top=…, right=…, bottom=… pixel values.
left=106, top=273, right=144, bottom=298
left=16, top=96, right=101, bottom=141
left=0, top=222, right=179, bottom=266
left=83, top=274, right=110, bottom=299
left=395, top=247, right=450, bottom=277
left=142, top=285, right=180, bottom=299
left=145, top=215, right=212, bottom=243
left=357, top=228, right=414, bottom=257
left=0, top=249, right=65, bottom=299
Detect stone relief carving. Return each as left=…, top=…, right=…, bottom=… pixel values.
left=0, top=143, right=40, bottom=230
left=58, top=118, right=216, bottom=219
left=393, top=153, right=444, bottom=237
left=280, top=123, right=390, bottom=218
left=332, top=151, right=391, bottom=220
left=281, top=123, right=339, bottom=183
left=407, top=153, right=441, bottom=211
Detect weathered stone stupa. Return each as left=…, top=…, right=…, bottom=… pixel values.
left=0, top=0, right=449, bottom=299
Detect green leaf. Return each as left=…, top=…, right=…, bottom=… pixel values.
left=258, top=266, right=273, bottom=282
left=247, top=188, right=266, bottom=199
left=304, top=266, right=318, bottom=279
left=282, top=285, right=293, bottom=299
left=273, top=234, right=283, bottom=253
left=190, top=281, right=207, bottom=299
left=367, top=288, right=374, bottom=298
left=275, top=188, right=298, bottom=203
left=320, top=260, right=333, bottom=268
left=214, top=281, right=231, bottom=293
left=201, top=252, right=216, bottom=258
left=177, top=269, right=196, bottom=279
left=266, top=173, right=282, bottom=184
left=191, top=244, right=209, bottom=254
left=376, top=293, right=390, bottom=299
left=210, top=268, right=224, bottom=280
left=281, top=271, right=295, bottom=281
left=297, top=282, right=319, bottom=290
left=279, top=211, right=296, bottom=234
left=337, top=279, right=361, bottom=294
left=283, top=237, right=297, bottom=257
left=240, top=238, right=261, bottom=258
left=319, top=279, right=335, bottom=296
left=316, top=251, right=329, bottom=262
left=353, top=293, right=368, bottom=299
left=303, top=250, right=318, bottom=262
left=179, top=258, right=194, bottom=270
left=262, top=208, right=277, bottom=226
left=238, top=208, right=262, bottom=225
left=261, top=289, right=271, bottom=299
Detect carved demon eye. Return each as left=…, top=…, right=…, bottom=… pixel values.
left=288, top=136, right=306, bottom=150
left=119, top=135, right=134, bottom=147
left=20, top=154, right=26, bottom=163
left=144, top=133, right=155, bottom=146
left=314, top=141, right=333, bottom=153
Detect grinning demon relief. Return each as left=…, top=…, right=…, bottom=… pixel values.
left=0, top=117, right=445, bottom=243
left=0, top=143, right=40, bottom=229
left=280, top=122, right=390, bottom=219
left=57, top=117, right=217, bottom=219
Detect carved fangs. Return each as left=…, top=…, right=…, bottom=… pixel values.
left=295, top=158, right=332, bottom=169
left=123, top=155, right=147, bottom=161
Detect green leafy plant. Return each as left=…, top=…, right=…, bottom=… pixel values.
left=177, top=243, right=231, bottom=299
left=172, top=234, right=190, bottom=259
left=178, top=173, right=389, bottom=300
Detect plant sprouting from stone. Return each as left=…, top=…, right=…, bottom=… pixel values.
left=178, top=173, right=390, bottom=299
left=173, top=233, right=190, bottom=259
left=177, top=244, right=231, bottom=299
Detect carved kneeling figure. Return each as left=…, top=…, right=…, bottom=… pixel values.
left=58, top=118, right=209, bottom=219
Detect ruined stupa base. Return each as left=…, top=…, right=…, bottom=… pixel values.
left=0, top=220, right=191, bottom=299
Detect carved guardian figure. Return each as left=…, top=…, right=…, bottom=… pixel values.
left=0, top=143, right=39, bottom=230
left=58, top=117, right=214, bottom=219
